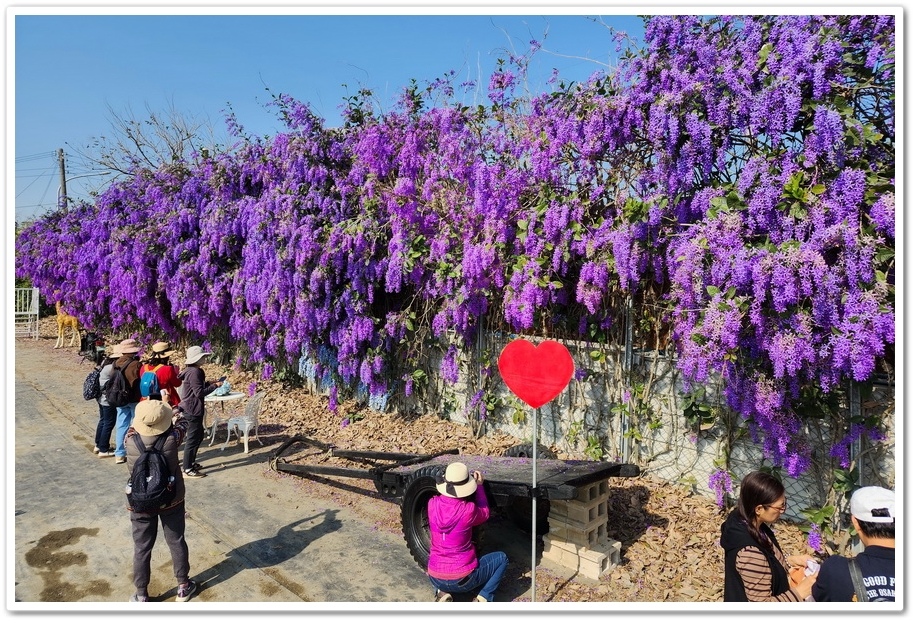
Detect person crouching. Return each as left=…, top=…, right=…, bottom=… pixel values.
left=426, top=462, right=508, bottom=602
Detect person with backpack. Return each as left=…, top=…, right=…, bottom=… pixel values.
left=176, top=345, right=222, bottom=479
left=139, top=341, right=182, bottom=407
left=125, top=397, right=197, bottom=602
left=93, top=344, right=120, bottom=458
left=110, top=338, right=143, bottom=465
left=812, top=486, right=895, bottom=602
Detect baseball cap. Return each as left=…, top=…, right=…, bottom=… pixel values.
left=850, top=486, right=895, bottom=523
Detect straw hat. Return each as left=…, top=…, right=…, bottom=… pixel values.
left=436, top=462, right=477, bottom=499
left=133, top=399, right=173, bottom=436
left=117, top=338, right=141, bottom=355
left=185, top=345, right=212, bottom=365
left=150, top=341, right=177, bottom=358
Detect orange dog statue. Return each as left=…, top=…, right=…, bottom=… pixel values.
left=54, top=301, right=80, bottom=348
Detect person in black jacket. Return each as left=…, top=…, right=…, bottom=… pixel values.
left=812, top=486, right=895, bottom=602
left=720, top=471, right=818, bottom=601
left=176, top=345, right=221, bottom=478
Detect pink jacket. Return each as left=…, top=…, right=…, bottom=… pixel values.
left=426, top=487, right=490, bottom=580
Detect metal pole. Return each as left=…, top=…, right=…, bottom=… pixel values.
left=58, top=148, right=68, bottom=210
left=621, top=296, right=633, bottom=463
left=849, top=380, right=863, bottom=485
left=531, top=406, right=538, bottom=601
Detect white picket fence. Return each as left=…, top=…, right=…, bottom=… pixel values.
left=15, top=288, right=40, bottom=339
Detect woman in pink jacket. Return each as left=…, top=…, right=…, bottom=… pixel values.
left=427, top=462, right=508, bottom=602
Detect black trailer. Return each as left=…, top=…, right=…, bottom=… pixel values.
left=269, top=435, right=640, bottom=569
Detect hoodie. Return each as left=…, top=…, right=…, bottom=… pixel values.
left=427, top=487, right=490, bottom=580
left=720, top=508, right=791, bottom=601
left=176, top=365, right=217, bottom=420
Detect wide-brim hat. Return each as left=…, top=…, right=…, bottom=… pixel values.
left=133, top=399, right=173, bottom=436
left=117, top=338, right=141, bottom=355
left=185, top=345, right=212, bottom=365
left=436, top=462, right=477, bottom=499
left=150, top=341, right=177, bottom=358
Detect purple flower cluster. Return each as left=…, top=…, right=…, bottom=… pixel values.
left=807, top=523, right=824, bottom=553
left=708, top=468, right=733, bottom=509
left=15, top=16, right=894, bottom=477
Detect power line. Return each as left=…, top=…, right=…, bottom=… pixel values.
left=35, top=170, right=55, bottom=207
left=15, top=151, right=56, bottom=163
left=15, top=163, right=56, bottom=198
left=17, top=166, right=60, bottom=173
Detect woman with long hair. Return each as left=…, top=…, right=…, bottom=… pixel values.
left=720, top=470, right=819, bottom=601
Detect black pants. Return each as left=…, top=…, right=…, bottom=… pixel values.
left=130, top=501, right=189, bottom=594
left=182, top=416, right=204, bottom=471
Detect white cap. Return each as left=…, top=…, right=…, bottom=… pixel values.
left=850, top=486, right=895, bottom=523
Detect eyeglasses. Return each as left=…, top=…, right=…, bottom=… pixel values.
left=765, top=502, right=788, bottom=512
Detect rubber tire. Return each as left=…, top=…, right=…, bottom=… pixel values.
left=502, top=444, right=555, bottom=535
left=503, top=443, right=557, bottom=460
left=400, top=464, right=444, bottom=570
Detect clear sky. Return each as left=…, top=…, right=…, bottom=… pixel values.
left=10, top=7, right=647, bottom=223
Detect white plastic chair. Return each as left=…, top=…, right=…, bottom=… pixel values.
left=217, top=391, right=265, bottom=454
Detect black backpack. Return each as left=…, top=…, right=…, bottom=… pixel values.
left=125, top=430, right=176, bottom=513
left=82, top=366, right=102, bottom=401
left=105, top=360, right=132, bottom=407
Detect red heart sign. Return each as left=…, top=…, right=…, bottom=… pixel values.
left=497, top=339, right=575, bottom=409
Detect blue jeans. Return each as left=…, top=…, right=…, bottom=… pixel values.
left=115, top=402, right=138, bottom=458
left=428, top=551, right=508, bottom=602
left=95, top=403, right=117, bottom=452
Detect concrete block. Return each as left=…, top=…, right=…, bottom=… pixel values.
left=542, top=535, right=622, bottom=581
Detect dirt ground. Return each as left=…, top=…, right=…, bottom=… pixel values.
left=19, top=317, right=814, bottom=603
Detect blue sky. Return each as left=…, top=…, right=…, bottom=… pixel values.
left=11, top=9, right=647, bottom=223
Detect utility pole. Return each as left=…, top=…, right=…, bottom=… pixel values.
left=58, top=148, right=68, bottom=210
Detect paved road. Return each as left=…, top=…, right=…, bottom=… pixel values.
left=10, top=336, right=438, bottom=611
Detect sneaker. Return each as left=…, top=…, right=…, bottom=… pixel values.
left=184, top=469, right=206, bottom=478
left=176, top=580, right=197, bottom=602
left=474, top=595, right=488, bottom=602
left=192, top=463, right=203, bottom=471
left=129, top=594, right=148, bottom=602
left=98, top=451, right=116, bottom=458
left=435, top=590, right=453, bottom=602
left=93, top=446, right=100, bottom=454
left=115, top=456, right=127, bottom=464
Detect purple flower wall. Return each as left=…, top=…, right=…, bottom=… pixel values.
left=16, top=15, right=894, bottom=477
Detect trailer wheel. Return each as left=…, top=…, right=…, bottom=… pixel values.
left=400, top=465, right=444, bottom=570
left=503, top=444, right=555, bottom=535
left=503, top=443, right=557, bottom=459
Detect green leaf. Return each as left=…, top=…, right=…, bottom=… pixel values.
left=758, top=42, right=773, bottom=67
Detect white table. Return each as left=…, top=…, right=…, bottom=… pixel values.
left=204, top=392, right=247, bottom=434
left=205, top=391, right=247, bottom=406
